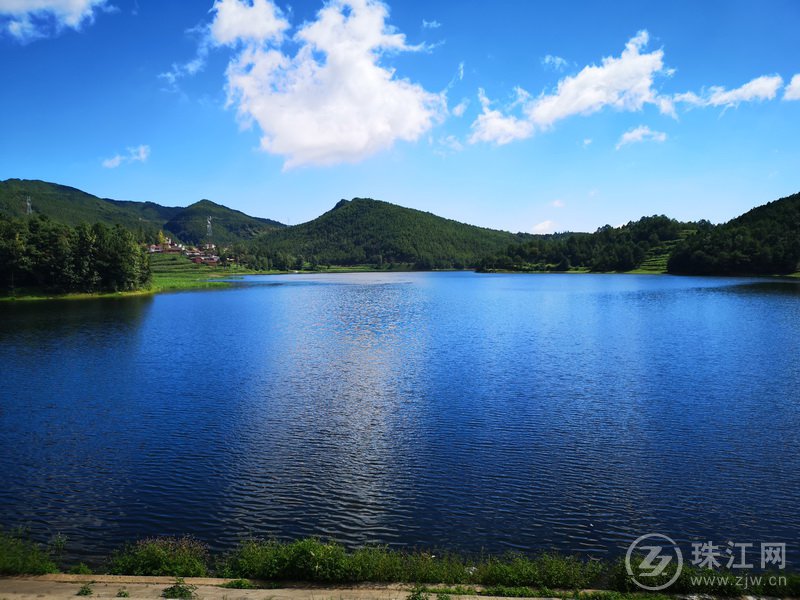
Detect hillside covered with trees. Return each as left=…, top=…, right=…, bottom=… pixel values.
left=0, top=214, right=150, bottom=294
left=667, top=192, right=800, bottom=275
left=0, top=179, right=283, bottom=245
left=2, top=178, right=798, bottom=279
left=479, top=215, right=697, bottom=273
left=240, top=198, right=533, bottom=270
left=163, top=199, right=284, bottom=246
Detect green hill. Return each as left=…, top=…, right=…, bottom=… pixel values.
left=479, top=215, right=697, bottom=273
left=0, top=179, right=284, bottom=245
left=163, top=199, right=284, bottom=246
left=667, top=192, right=800, bottom=275
left=249, top=198, right=533, bottom=269
left=0, top=179, right=181, bottom=233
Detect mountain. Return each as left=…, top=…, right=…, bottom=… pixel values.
left=479, top=191, right=800, bottom=276
left=163, top=199, right=284, bottom=246
left=250, top=198, right=533, bottom=268
left=0, top=179, right=181, bottom=231
left=0, top=179, right=284, bottom=245
left=667, top=192, right=800, bottom=275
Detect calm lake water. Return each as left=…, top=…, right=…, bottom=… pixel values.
left=1, top=272, right=799, bottom=564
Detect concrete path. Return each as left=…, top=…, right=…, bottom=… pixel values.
left=0, top=576, right=514, bottom=600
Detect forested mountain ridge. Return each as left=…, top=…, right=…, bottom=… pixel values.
left=0, top=179, right=284, bottom=245
left=667, top=192, right=800, bottom=275
left=481, top=192, right=800, bottom=275
left=247, top=198, right=534, bottom=269
left=2, top=178, right=798, bottom=276
left=163, top=199, right=284, bottom=246
left=479, top=215, right=698, bottom=273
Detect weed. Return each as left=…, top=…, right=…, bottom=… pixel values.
left=162, top=578, right=197, bottom=599
left=70, top=563, right=93, bottom=575
left=219, top=579, right=256, bottom=589
left=76, top=583, right=93, bottom=596
left=116, top=589, right=130, bottom=598
left=406, top=587, right=430, bottom=600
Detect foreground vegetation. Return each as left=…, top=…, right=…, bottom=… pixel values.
left=2, top=532, right=798, bottom=598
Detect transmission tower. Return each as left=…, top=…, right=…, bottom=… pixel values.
left=25, top=196, right=32, bottom=215
left=207, top=216, right=213, bottom=239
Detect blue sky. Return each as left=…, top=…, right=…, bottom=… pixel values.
left=1, top=0, right=798, bottom=233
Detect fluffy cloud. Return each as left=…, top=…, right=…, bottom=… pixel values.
left=615, top=125, right=666, bottom=150
left=0, top=0, right=109, bottom=41
left=469, top=88, right=533, bottom=145
left=211, top=0, right=289, bottom=46
left=102, top=145, right=150, bottom=169
left=530, top=31, right=669, bottom=128
left=470, top=31, right=670, bottom=145
left=469, top=31, right=789, bottom=148
left=783, top=74, right=800, bottom=101
left=675, top=74, right=783, bottom=108
left=216, top=0, right=444, bottom=168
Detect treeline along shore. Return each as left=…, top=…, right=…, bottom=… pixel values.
left=1, top=179, right=798, bottom=298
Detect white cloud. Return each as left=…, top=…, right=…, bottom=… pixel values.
left=469, top=30, right=671, bottom=145
left=421, top=19, right=440, bottom=29
left=783, top=74, right=800, bottom=101
left=102, top=144, right=151, bottom=169
left=675, top=74, right=784, bottom=108
left=469, top=88, right=534, bottom=145
left=452, top=98, right=469, bottom=117
left=542, top=54, right=568, bottom=71
left=159, top=0, right=288, bottom=92
left=0, top=0, right=109, bottom=41
left=211, top=0, right=289, bottom=46
left=529, top=31, right=669, bottom=128
left=551, top=199, right=565, bottom=208
left=615, top=125, right=666, bottom=150
left=219, top=0, right=444, bottom=168
left=457, top=61, right=464, bottom=81
left=582, top=138, right=592, bottom=147
left=533, top=220, right=556, bottom=234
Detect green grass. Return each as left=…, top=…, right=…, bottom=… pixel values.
left=0, top=528, right=58, bottom=575
left=149, top=253, right=237, bottom=292
left=108, top=536, right=209, bottom=577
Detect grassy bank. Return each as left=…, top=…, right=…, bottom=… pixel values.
left=2, top=533, right=798, bottom=598
left=0, top=255, right=258, bottom=301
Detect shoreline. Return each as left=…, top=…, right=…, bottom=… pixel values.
left=2, top=269, right=798, bottom=303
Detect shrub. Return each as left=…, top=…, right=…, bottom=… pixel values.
left=108, top=536, right=209, bottom=577
left=0, top=529, right=58, bottom=575
left=162, top=578, right=196, bottom=599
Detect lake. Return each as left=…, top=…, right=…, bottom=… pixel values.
left=1, top=272, right=799, bottom=564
